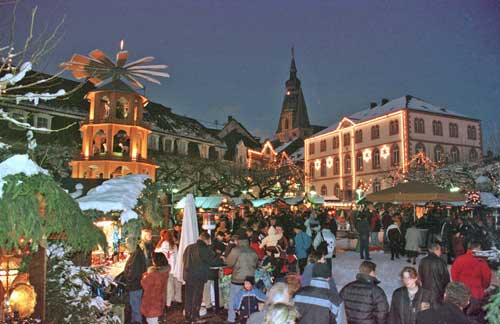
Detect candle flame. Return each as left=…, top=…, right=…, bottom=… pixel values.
left=120, top=40, right=124, bottom=51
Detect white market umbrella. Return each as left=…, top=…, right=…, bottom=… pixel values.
left=173, top=193, right=199, bottom=283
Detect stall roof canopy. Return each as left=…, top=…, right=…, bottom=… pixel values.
left=175, top=196, right=247, bottom=209
left=366, top=181, right=464, bottom=203
left=283, top=196, right=305, bottom=206
left=309, top=196, right=325, bottom=205
left=251, top=198, right=280, bottom=208
left=480, top=192, right=500, bottom=208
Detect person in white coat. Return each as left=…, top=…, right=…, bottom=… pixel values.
left=313, top=222, right=336, bottom=269
left=155, top=229, right=182, bottom=307
left=405, top=223, right=420, bottom=265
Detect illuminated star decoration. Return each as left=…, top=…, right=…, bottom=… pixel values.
left=61, top=40, right=169, bottom=89
left=380, top=145, right=390, bottom=159
left=363, top=149, right=371, bottom=162
left=326, top=156, right=333, bottom=168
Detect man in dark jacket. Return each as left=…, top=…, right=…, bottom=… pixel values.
left=183, top=232, right=224, bottom=324
left=416, top=282, right=471, bottom=324
left=123, top=236, right=147, bottom=324
left=294, top=262, right=346, bottom=324
left=355, top=206, right=371, bottom=260
left=340, top=261, right=389, bottom=324
left=225, top=232, right=259, bottom=323
left=418, top=243, right=450, bottom=304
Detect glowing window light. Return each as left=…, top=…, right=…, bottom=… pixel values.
left=381, top=145, right=390, bottom=159
left=326, top=156, right=333, bottom=168
left=363, top=149, right=371, bottom=162
left=314, top=159, right=321, bottom=170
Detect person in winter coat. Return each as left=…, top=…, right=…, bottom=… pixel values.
left=418, top=243, right=450, bottom=304
left=293, top=224, right=312, bottom=274
left=226, top=233, right=259, bottom=323
left=141, top=253, right=170, bottom=324
left=451, top=241, right=491, bottom=316
left=416, top=282, right=471, bottom=324
left=301, top=250, right=338, bottom=294
left=294, top=263, right=347, bottom=324
left=123, top=236, right=147, bottom=324
left=155, top=229, right=182, bottom=307
left=355, top=206, right=371, bottom=260
left=233, top=276, right=266, bottom=324
left=370, top=209, right=381, bottom=247
left=183, top=232, right=224, bottom=323
left=340, top=261, right=389, bottom=324
left=388, top=267, right=433, bottom=324
left=387, top=218, right=402, bottom=260
left=405, top=223, right=420, bottom=265
left=313, top=221, right=336, bottom=269
left=305, top=210, right=320, bottom=237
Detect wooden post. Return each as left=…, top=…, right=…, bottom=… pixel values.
left=28, top=246, right=46, bottom=321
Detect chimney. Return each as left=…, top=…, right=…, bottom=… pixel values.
left=381, top=98, right=389, bottom=106
left=228, top=115, right=233, bottom=122
left=370, top=102, right=377, bottom=109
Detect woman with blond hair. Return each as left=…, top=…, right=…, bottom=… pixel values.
left=247, top=282, right=291, bottom=324
left=264, top=303, right=298, bottom=324
left=388, top=266, right=433, bottom=324
left=155, top=229, right=182, bottom=308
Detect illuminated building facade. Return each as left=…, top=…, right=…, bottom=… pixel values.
left=305, top=95, right=482, bottom=201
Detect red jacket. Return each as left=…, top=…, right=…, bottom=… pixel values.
left=141, top=266, right=169, bottom=318
left=250, top=242, right=264, bottom=260
left=451, top=250, right=491, bottom=300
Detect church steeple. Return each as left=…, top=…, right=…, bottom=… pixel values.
left=275, top=48, right=312, bottom=143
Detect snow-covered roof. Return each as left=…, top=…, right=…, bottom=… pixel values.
left=275, top=140, right=294, bottom=153
left=77, top=174, right=150, bottom=224
left=0, top=154, right=48, bottom=198
left=312, top=95, right=473, bottom=138
left=480, top=192, right=500, bottom=208
left=290, top=147, right=304, bottom=162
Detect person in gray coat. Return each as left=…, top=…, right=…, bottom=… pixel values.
left=405, top=223, right=420, bottom=265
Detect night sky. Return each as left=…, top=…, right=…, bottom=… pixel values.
left=5, top=0, right=500, bottom=148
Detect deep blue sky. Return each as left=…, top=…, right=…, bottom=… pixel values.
left=5, top=0, right=500, bottom=148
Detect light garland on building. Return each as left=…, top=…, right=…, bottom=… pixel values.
left=380, top=145, right=390, bottom=159
left=326, top=156, right=333, bottom=168
left=363, top=149, right=371, bottom=162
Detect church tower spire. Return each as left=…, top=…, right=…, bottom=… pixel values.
left=275, top=48, right=312, bottom=143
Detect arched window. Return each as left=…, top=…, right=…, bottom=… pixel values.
left=208, top=146, right=218, bottom=160
left=92, top=129, right=107, bottom=155
left=355, top=130, right=363, bottom=143
left=333, top=157, right=340, bottom=175
left=449, top=123, right=459, bottom=138
left=371, top=125, right=380, bottom=139
left=321, top=185, right=328, bottom=196
left=468, top=126, right=477, bottom=140
left=356, top=152, right=363, bottom=171
left=113, top=130, right=129, bottom=155
left=116, top=97, right=130, bottom=119
left=188, top=142, right=201, bottom=158
left=372, top=148, right=380, bottom=169
left=391, top=144, right=400, bottom=166
left=343, top=133, right=351, bottom=146
left=321, top=159, right=327, bottom=177
left=309, top=162, right=315, bottom=178
left=334, top=183, right=340, bottom=198
left=432, top=120, right=443, bottom=136
left=373, top=179, right=381, bottom=192
left=284, top=118, right=289, bottom=130
left=414, top=118, right=425, bottom=133
left=415, top=142, right=426, bottom=155
left=344, top=155, right=351, bottom=174
left=469, top=148, right=478, bottom=161
left=390, top=120, right=399, bottom=135
left=434, top=145, right=444, bottom=162
left=450, top=146, right=460, bottom=163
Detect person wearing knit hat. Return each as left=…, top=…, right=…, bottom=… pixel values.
left=233, top=275, right=266, bottom=324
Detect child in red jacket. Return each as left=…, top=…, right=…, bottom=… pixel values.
left=141, top=252, right=170, bottom=324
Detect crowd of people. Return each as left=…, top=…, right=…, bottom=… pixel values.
left=120, top=204, right=498, bottom=324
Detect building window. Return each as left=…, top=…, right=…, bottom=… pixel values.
left=355, top=130, right=363, bottom=143
left=321, top=185, right=328, bottom=196
left=415, top=142, right=426, bottom=155
left=333, top=157, right=340, bottom=175
left=450, top=146, right=460, bottom=163
left=467, top=125, right=477, bottom=140
left=320, top=140, right=327, bottom=152
left=389, top=120, right=399, bottom=135
left=449, top=123, right=459, bottom=138
left=309, top=142, right=315, bottom=155
left=391, top=144, right=400, bottom=166
left=164, top=139, right=172, bottom=152
left=309, top=162, right=315, bottom=178
left=321, top=159, right=327, bottom=177
left=332, top=136, right=339, bottom=149
left=344, top=155, right=351, bottom=174
left=147, top=135, right=158, bottom=150
left=414, top=118, right=425, bottom=134
left=434, top=145, right=444, bottom=162
left=334, top=183, right=340, bottom=198
left=469, top=148, right=478, bottom=161
left=36, top=116, right=49, bottom=129
left=372, top=148, right=380, bottom=169
left=284, top=118, right=289, bottom=130
left=373, top=180, right=381, bottom=192
left=432, top=120, right=443, bottom=136
left=356, top=152, right=363, bottom=171
left=371, top=125, right=380, bottom=139
left=343, top=133, right=350, bottom=146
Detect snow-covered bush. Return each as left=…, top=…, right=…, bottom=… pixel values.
left=46, top=244, right=120, bottom=324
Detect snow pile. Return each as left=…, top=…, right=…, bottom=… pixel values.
left=0, top=62, right=32, bottom=85
left=0, top=141, right=10, bottom=150
left=0, top=154, right=48, bottom=198
left=16, top=89, right=66, bottom=106
left=77, top=174, right=150, bottom=224
left=290, top=147, right=304, bottom=161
